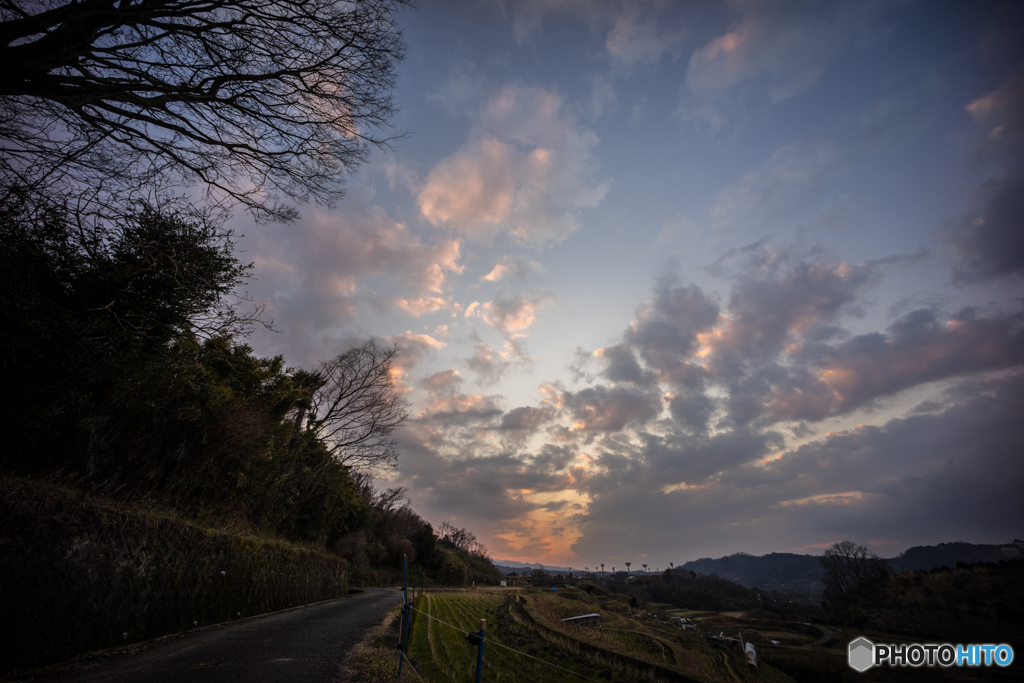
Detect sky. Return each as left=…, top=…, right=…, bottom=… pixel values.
left=231, top=0, right=1024, bottom=570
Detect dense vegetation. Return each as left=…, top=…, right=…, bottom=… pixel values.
left=523, top=567, right=819, bottom=623
left=0, top=194, right=498, bottom=586
left=818, top=558, right=1024, bottom=644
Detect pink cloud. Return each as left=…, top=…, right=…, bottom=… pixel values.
left=764, top=308, right=1024, bottom=422
left=680, top=1, right=890, bottom=133
left=482, top=255, right=543, bottom=282
left=417, top=85, right=609, bottom=245
left=380, top=330, right=446, bottom=378
left=466, top=290, right=554, bottom=337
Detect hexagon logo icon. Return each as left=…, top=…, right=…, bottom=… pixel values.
left=848, top=637, right=874, bottom=672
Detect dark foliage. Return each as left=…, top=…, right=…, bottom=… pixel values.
left=821, top=558, right=1024, bottom=646
left=1, top=193, right=499, bottom=584
left=819, top=540, right=890, bottom=611
left=0, top=197, right=372, bottom=546
left=0, top=0, right=499, bottom=608
left=1, top=196, right=252, bottom=469
left=337, top=479, right=501, bottom=586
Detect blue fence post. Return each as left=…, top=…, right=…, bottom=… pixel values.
left=474, top=618, right=486, bottom=683
left=397, top=555, right=411, bottom=677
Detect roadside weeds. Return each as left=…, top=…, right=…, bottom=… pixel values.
left=337, top=602, right=407, bottom=682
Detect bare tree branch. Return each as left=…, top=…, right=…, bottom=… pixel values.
left=438, top=521, right=488, bottom=558
left=1, top=0, right=410, bottom=222
left=308, top=340, right=409, bottom=474
left=820, top=540, right=890, bottom=608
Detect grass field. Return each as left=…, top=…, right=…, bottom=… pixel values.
left=400, top=589, right=796, bottom=682
left=405, top=590, right=646, bottom=682
left=389, top=587, right=1024, bottom=682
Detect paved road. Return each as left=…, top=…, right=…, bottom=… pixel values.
left=35, top=589, right=404, bottom=683
left=804, top=622, right=834, bottom=646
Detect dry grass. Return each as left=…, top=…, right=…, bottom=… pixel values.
left=337, top=602, right=407, bottom=683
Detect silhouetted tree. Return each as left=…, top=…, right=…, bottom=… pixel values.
left=438, top=521, right=488, bottom=558
left=306, top=341, right=409, bottom=473
left=820, top=541, right=890, bottom=609
left=1, top=0, right=409, bottom=222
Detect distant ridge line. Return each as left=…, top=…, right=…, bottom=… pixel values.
left=493, top=540, right=1024, bottom=592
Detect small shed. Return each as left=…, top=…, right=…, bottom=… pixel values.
left=745, top=642, right=758, bottom=668
left=561, top=613, right=600, bottom=627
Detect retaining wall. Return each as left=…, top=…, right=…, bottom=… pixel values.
left=0, top=477, right=348, bottom=675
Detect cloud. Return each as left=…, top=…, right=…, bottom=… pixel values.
left=428, top=66, right=488, bottom=116
left=464, top=339, right=533, bottom=384
left=390, top=243, right=1024, bottom=566
left=419, top=393, right=505, bottom=425
left=642, top=427, right=784, bottom=489
left=482, top=255, right=544, bottom=282
left=679, top=0, right=891, bottom=134
left=763, top=307, right=1024, bottom=421
left=946, top=165, right=1024, bottom=283
left=388, top=296, right=452, bottom=317
left=947, top=70, right=1024, bottom=283
left=569, top=372, right=1024, bottom=561
left=466, top=342, right=507, bottom=384
left=380, top=331, right=447, bottom=379
left=666, top=387, right=717, bottom=436
left=618, top=246, right=1024, bottom=429
left=381, top=155, right=420, bottom=192
left=707, top=255, right=874, bottom=370
left=420, top=369, right=463, bottom=396
left=390, top=394, right=584, bottom=549
left=466, top=290, right=554, bottom=337
left=594, top=343, right=657, bottom=385
left=499, top=405, right=557, bottom=432
left=416, top=138, right=517, bottom=239
left=496, top=0, right=683, bottom=67
left=588, top=75, right=618, bottom=120
left=417, top=84, right=610, bottom=245
left=559, top=384, right=663, bottom=432
left=394, top=430, right=544, bottom=522
left=964, top=68, right=1024, bottom=147
left=240, top=200, right=462, bottom=364
left=604, top=3, right=680, bottom=67
left=624, top=278, right=720, bottom=385
left=710, top=97, right=923, bottom=229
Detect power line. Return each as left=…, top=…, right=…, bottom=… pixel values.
left=398, top=650, right=427, bottom=683
left=484, top=636, right=606, bottom=683
left=410, top=605, right=471, bottom=635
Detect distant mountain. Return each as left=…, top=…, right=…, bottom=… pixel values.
left=886, top=541, right=1022, bottom=573
left=679, top=552, right=824, bottom=593
left=493, top=560, right=664, bottom=577
left=675, top=540, right=1023, bottom=594
left=493, top=560, right=576, bottom=576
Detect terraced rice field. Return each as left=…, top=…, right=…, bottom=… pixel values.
left=405, top=590, right=621, bottom=682
left=402, top=589, right=756, bottom=683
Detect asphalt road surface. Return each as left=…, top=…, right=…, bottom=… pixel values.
left=36, top=589, right=404, bottom=683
